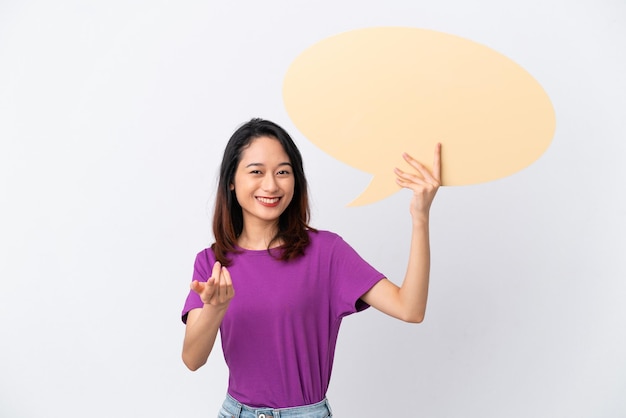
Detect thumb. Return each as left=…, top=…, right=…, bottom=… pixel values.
left=190, top=280, right=205, bottom=295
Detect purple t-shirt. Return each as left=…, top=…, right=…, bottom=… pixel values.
left=181, top=230, right=385, bottom=408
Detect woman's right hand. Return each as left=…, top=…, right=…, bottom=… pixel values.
left=190, top=261, right=234, bottom=309
left=183, top=262, right=234, bottom=370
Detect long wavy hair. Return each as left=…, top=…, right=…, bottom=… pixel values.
left=211, top=118, right=315, bottom=266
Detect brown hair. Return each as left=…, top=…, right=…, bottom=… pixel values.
left=211, top=118, right=316, bottom=266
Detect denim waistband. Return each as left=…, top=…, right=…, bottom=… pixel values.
left=220, top=394, right=332, bottom=418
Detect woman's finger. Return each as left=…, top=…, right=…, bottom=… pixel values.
left=401, top=145, right=441, bottom=185
left=191, top=279, right=214, bottom=304
left=222, top=267, right=233, bottom=294
left=402, top=152, right=434, bottom=182
left=217, top=266, right=234, bottom=303
left=432, top=143, right=442, bottom=183
left=190, top=280, right=203, bottom=294
left=204, top=277, right=218, bottom=303
left=215, top=271, right=226, bottom=303
left=394, top=167, right=426, bottom=184
left=211, top=261, right=222, bottom=282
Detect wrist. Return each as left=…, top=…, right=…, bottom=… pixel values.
left=411, top=214, right=430, bottom=226
left=202, top=303, right=229, bottom=315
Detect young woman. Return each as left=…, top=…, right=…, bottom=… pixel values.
left=181, top=118, right=441, bottom=418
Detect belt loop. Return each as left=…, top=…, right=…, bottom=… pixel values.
left=233, top=398, right=242, bottom=418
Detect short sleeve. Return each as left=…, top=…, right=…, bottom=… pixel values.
left=329, top=234, right=386, bottom=319
left=181, top=249, right=215, bottom=323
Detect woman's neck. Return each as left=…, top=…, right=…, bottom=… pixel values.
left=237, top=222, right=281, bottom=250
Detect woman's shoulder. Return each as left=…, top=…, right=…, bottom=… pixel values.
left=307, top=229, right=349, bottom=251
left=197, top=244, right=216, bottom=256
left=194, top=246, right=217, bottom=266
left=307, top=229, right=340, bottom=242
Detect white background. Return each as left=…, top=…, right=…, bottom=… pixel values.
left=1, top=1, right=625, bottom=417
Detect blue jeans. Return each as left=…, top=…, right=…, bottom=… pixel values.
left=218, top=394, right=333, bottom=418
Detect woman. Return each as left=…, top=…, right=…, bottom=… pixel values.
left=181, top=118, right=441, bottom=417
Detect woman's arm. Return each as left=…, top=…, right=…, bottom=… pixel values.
left=182, top=262, right=234, bottom=370
left=361, top=143, right=441, bottom=323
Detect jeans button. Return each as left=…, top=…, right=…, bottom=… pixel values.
left=259, top=415, right=266, bottom=418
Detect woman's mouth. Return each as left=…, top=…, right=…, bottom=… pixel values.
left=256, top=196, right=281, bottom=207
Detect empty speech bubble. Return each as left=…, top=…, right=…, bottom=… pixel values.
left=283, top=27, right=556, bottom=206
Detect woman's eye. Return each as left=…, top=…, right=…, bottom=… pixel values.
left=277, top=170, right=290, bottom=175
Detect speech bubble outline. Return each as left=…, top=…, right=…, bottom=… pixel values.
left=283, top=27, right=556, bottom=206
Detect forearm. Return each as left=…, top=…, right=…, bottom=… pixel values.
left=182, top=304, right=227, bottom=371
left=397, top=216, right=431, bottom=322
left=361, top=216, right=431, bottom=323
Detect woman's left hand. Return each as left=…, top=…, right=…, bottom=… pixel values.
left=394, top=143, right=442, bottom=221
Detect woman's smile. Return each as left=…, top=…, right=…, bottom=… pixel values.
left=256, top=196, right=282, bottom=206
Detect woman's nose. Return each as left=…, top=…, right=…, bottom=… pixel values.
left=261, top=174, right=278, bottom=192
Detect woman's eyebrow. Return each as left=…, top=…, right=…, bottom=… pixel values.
left=245, top=162, right=292, bottom=168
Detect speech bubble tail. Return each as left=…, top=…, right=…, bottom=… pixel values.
left=346, top=173, right=401, bottom=207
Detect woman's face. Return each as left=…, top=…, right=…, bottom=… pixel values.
left=231, top=135, right=295, bottom=229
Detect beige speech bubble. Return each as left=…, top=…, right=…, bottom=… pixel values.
left=283, top=27, right=556, bottom=206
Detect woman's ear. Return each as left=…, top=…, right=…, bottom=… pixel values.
left=230, top=184, right=235, bottom=191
